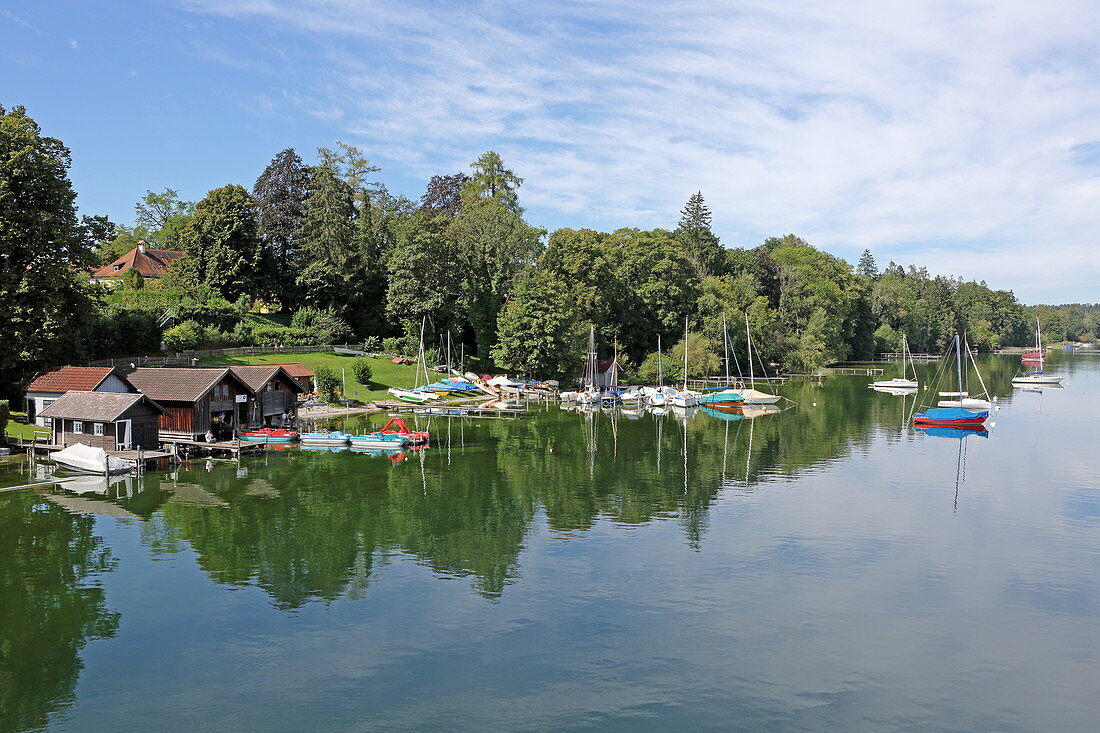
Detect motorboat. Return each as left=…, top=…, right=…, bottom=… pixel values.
left=670, top=390, right=700, bottom=408
left=50, top=443, right=130, bottom=475
left=238, top=427, right=299, bottom=443
left=873, top=385, right=917, bottom=396
left=873, top=377, right=919, bottom=389
left=1011, top=373, right=1064, bottom=385
left=618, top=387, right=645, bottom=405
left=300, top=431, right=352, bottom=446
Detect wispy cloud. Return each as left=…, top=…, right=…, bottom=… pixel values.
left=177, top=0, right=1100, bottom=301
left=69, top=39, right=79, bottom=50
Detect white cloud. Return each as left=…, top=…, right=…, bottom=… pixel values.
left=177, top=0, right=1100, bottom=302
left=69, top=39, right=78, bottom=50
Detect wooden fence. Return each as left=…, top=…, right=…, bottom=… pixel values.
left=87, top=344, right=352, bottom=368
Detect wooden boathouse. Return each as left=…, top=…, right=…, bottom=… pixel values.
left=38, top=391, right=165, bottom=450
left=124, top=367, right=251, bottom=441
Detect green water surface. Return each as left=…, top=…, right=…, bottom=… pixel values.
left=1, top=354, right=1098, bottom=731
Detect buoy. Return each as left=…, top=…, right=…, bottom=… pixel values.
left=990, top=421, right=997, bottom=428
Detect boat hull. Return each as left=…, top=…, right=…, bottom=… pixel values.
left=1012, top=375, right=1064, bottom=384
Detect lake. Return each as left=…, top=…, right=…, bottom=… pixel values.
left=2, top=352, right=1098, bottom=731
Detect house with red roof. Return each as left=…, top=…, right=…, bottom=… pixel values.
left=91, top=241, right=185, bottom=285
left=24, top=366, right=139, bottom=427
left=270, top=363, right=315, bottom=394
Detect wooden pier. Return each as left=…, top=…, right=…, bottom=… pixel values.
left=158, top=437, right=269, bottom=458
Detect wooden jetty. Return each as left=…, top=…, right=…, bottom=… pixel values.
left=159, top=437, right=268, bottom=458
left=875, top=352, right=940, bottom=362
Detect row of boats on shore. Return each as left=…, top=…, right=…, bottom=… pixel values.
left=237, top=418, right=431, bottom=449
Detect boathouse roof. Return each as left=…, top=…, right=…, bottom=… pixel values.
left=39, top=391, right=166, bottom=421
left=229, top=365, right=297, bottom=392
left=124, top=367, right=247, bottom=402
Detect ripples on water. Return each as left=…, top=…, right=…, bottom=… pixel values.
left=0, top=354, right=1098, bottom=731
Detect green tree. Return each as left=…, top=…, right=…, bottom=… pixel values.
left=178, top=185, right=265, bottom=301
left=450, top=202, right=543, bottom=359
left=163, top=321, right=202, bottom=351
left=254, top=148, right=310, bottom=306
left=492, top=269, right=583, bottom=377
left=314, top=365, right=340, bottom=401
left=669, top=332, right=720, bottom=378
left=134, top=188, right=195, bottom=248
left=386, top=213, right=467, bottom=335
left=0, top=105, right=96, bottom=396
left=857, top=249, right=878, bottom=278
left=0, top=399, right=9, bottom=438
left=675, top=191, right=723, bottom=277
left=420, top=173, right=469, bottom=218
left=461, top=150, right=524, bottom=215
left=296, top=163, right=357, bottom=310
left=352, top=358, right=373, bottom=387
left=610, top=228, right=700, bottom=362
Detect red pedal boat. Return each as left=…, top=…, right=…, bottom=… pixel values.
left=238, top=427, right=300, bottom=443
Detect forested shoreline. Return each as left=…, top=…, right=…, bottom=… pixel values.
left=2, top=104, right=1097, bottom=398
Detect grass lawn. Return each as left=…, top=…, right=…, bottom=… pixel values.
left=4, top=411, right=51, bottom=442
left=199, top=351, right=425, bottom=401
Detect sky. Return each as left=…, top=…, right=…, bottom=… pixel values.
left=2, top=0, right=1098, bottom=304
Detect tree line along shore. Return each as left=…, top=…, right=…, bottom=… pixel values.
left=3, top=103, right=1098, bottom=402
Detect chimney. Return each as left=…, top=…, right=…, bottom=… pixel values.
left=137, top=240, right=146, bottom=254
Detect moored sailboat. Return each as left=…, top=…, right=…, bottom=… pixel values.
left=914, top=333, right=988, bottom=428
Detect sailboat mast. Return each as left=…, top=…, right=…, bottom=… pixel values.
left=657, top=335, right=663, bottom=388
left=955, top=332, right=963, bottom=397
left=722, top=316, right=730, bottom=385
left=745, top=312, right=755, bottom=389
left=683, top=316, right=689, bottom=391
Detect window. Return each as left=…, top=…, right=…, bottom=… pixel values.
left=72, top=421, right=84, bottom=434
left=93, top=423, right=105, bottom=436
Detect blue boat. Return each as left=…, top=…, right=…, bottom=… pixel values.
left=916, top=426, right=988, bottom=439
left=913, top=406, right=988, bottom=427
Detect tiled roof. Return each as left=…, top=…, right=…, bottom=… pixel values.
left=125, top=367, right=239, bottom=402
left=229, top=365, right=284, bottom=392
left=91, top=244, right=185, bottom=279
left=39, top=391, right=165, bottom=421
left=26, top=366, right=119, bottom=393
left=272, top=363, right=314, bottom=378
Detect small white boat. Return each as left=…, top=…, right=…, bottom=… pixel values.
left=873, top=385, right=917, bottom=396
left=619, top=388, right=645, bottom=405
left=1012, top=374, right=1064, bottom=385
left=938, top=398, right=993, bottom=409
left=51, top=443, right=130, bottom=475
left=648, top=391, right=667, bottom=407
left=873, top=377, right=919, bottom=389
left=671, top=390, right=700, bottom=408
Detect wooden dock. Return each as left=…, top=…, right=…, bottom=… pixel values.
left=158, top=437, right=268, bottom=458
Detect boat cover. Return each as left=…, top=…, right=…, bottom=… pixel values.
left=915, top=407, right=988, bottom=421
left=52, top=443, right=130, bottom=474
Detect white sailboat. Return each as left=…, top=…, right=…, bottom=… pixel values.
left=671, top=317, right=700, bottom=408
left=648, top=335, right=668, bottom=407
left=739, top=312, right=781, bottom=405
left=1012, top=318, right=1064, bottom=385
left=872, top=334, right=919, bottom=389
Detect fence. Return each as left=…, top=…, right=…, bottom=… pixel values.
left=87, top=344, right=347, bottom=368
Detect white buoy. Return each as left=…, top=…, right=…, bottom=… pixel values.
left=990, top=421, right=997, bottom=428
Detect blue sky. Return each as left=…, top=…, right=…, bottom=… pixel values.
left=3, top=1, right=1099, bottom=304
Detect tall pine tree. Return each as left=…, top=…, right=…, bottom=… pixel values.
left=675, top=191, right=723, bottom=277
left=461, top=151, right=524, bottom=215
left=296, top=163, right=357, bottom=313
left=253, top=148, right=310, bottom=305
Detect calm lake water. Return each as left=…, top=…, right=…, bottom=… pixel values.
left=2, top=353, right=1099, bottom=731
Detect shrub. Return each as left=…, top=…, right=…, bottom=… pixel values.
left=163, top=321, right=202, bottom=351
left=0, top=400, right=9, bottom=440
left=362, top=335, right=382, bottom=352
left=424, top=347, right=440, bottom=368
left=314, top=365, right=340, bottom=401
left=248, top=326, right=316, bottom=346
left=382, top=337, right=403, bottom=354
left=352, top=358, right=373, bottom=387
left=291, top=306, right=354, bottom=343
